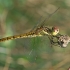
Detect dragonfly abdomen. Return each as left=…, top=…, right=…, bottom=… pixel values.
left=0, top=31, right=42, bottom=42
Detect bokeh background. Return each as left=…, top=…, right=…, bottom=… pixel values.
left=0, top=0, right=70, bottom=70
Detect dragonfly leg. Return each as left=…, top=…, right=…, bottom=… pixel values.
left=47, top=35, right=54, bottom=47
left=47, top=35, right=60, bottom=47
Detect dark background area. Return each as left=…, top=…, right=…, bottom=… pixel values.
left=0, top=0, right=70, bottom=70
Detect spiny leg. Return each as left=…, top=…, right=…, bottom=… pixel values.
left=47, top=35, right=60, bottom=47
left=47, top=35, right=54, bottom=47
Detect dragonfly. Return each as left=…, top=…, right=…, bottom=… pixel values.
left=0, top=7, right=69, bottom=48
left=0, top=26, right=59, bottom=42
left=0, top=7, right=61, bottom=47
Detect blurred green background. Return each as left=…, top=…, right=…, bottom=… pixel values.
left=0, top=0, right=70, bottom=70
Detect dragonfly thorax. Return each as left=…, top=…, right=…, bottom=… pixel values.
left=42, top=26, right=59, bottom=36
left=42, top=26, right=52, bottom=35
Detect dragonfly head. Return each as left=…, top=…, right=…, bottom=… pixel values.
left=52, top=26, right=59, bottom=36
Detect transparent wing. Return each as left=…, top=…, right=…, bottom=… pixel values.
left=31, top=7, right=60, bottom=32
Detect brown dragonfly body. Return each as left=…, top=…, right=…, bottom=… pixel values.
left=0, top=8, right=60, bottom=42
left=0, top=26, right=52, bottom=42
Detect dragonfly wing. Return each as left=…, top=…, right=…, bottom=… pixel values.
left=30, top=15, right=43, bottom=31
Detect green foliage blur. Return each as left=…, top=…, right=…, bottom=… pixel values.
left=0, top=0, right=70, bottom=70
